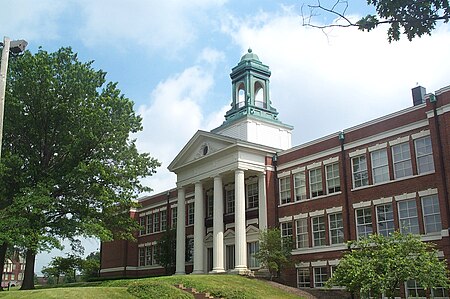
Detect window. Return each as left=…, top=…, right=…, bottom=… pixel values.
left=356, top=207, right=372, bottom=239
left=326, top=163, right=340, bottom=194
left=146, top=214, right=152, bottom=234
left=294, top=172, right=307, bottom=201
left=139, top=247, right=145, bottom=266
left=313, top=267, right=328, bottom=288
left=392, top=142, right=413, bottom=179
left=422, top=194, right=442, bottom=234
left=139, top=217, right=145, bottom=236
left=247, top=242, right=260, bottom=268
left=376, top=204, right=394, bottom=236
left=279, top=176, right=291, bottom=204
left=247, top=182, right=259, bottom=209
left=398, top=199, right=419, bottom=234
left=160, top=210, right=167, bottom=231
left=145, top=246, right=152, bottom=266
left=226, top=189, right=235, bottom=214
left=296, top=218, right=309, bottom=248
left=187, top=202, right=194, bottom=225
left=309, top=168, right=323, bottom=198
left=352, top=155, right=368, bottom=188
left=281, top=222, right=293, bottom=242
left=406, top=280, right=426, bottom=298
left=207, top=192, right=214, bottom=218
left=153, top=212, right=160, bottom=232
left=312, top=216, right=326, bottom=246
left=371, top=149, right=389, bottom=184
left=226, top=245, right=235, bottom=270
left=171, top=207, right=177, bottom=228
left=329, top=213, right=344, bottom=244
left=297, top=268, right=310, bottom=288
left=186, top=237, right=194, bottom=263
left=415, top=136, right=435, bottom=174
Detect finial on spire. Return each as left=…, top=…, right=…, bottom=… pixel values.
left=248, top=48, right=252, bottom=53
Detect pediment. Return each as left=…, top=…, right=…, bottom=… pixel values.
left=168, top=130, right=237, bottom=172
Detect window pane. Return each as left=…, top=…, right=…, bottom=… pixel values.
left=296, top=218, right=309, bottom=248
left=415, top=136, right=435, bottom=174
left=376, top=204, right=394, bottom=236
left=392, top=142, right=413, bottom=179
left=421, top=195, right=442, bottom=234
left=329, top=213, right=344, bottom=244
left=352, top=155, right=368, bottom=188
left=312, top=216, right=326, bottom=246
left=398, top=199, right=419, bottom=234
left=294, top=172, right=307, bottom=201
left=247, top=182, right=259, bottom=209
left=279, top=177, right=291, bottom=204
left=326, top=163, right=341, bottom=194
left=310, top=168, right=323, bottom=198
left=356, top=207, right=372, bottom=239
left=297, top=268, right=310, bottom=288
left=313, top=267, right=328, bottom=288
left=371, top=149, right=389, bottom=184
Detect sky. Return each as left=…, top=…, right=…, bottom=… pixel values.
left=2, top=0, right=450, bottom=275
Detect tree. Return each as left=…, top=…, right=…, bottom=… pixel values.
left=42, top=254, right=81, bottom=284
left=80, top=251, right=100, bottom=281
left=254, top=228, right=292, bottom=280
left=326, top=231, right=450, bottom=298
left=154, top=228, right=177, bottom=275
left=302, top=0, right=450, bottom=42
left=0, top=47, right=160, bottom=290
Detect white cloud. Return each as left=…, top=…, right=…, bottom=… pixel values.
left=135, top=65, right=216, bottom=194
left=0, top=0, right=67, bottom=41
left=221, top=9, right=450, bottom=144
left=77, top=0, right=227, bottom=55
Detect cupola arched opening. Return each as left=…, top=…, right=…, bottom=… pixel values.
left=237, top=82, right=245, bottom=108
left=254, top=81, right=266, bottom=108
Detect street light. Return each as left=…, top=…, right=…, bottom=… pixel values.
left=0, top=36, right=28, bottom=158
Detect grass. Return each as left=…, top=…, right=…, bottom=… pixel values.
left=0, top=275, right=302, bottom=299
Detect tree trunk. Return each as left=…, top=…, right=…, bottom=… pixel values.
left=20, top=249, right=36, bottom=290
left=0, top=242, right=7, bottom=291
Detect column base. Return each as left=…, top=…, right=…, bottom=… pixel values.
left=230, top=267, right=252, bottom=276
left=191, top=270, right=205, bottom=275
left=209, top=268, right=226, bottom=274
left=174, top=271, right=186, bottom=275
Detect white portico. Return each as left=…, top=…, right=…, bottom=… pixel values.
left=168, top=49, right=292, bottom=275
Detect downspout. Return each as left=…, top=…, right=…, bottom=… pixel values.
left=339, top=132, right=352, bottom=241
left=430, top=94, right=450, bottom=232
left=273, top=153, right=279, bottom=228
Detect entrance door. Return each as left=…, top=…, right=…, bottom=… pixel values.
left=226, top=245, right=235, bottom=271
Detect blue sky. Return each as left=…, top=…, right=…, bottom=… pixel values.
left=2, top=0, right=450, bottom=274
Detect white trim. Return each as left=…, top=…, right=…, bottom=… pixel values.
left=435, top=85, right=450, bottom=96
left=291, top=166, right=306, bottom=174
left=100, top=267, right=125, bottom=273
left=373, top=197, right=393, bottom=206
left=368, top=142, right=387, bottom=152
left=311, top=260, right=327, bottom=267
left=418, top=188, right=438, bottom=197
left=326, top=206, right=343, bottom=214
left=246, top=218, right=258, bottom=226
left=411, top=130, right=430, bottom=140
left=421, top=234, right=442, bottom=242
left=438, top=250, right=445, bottom=258
left=277, top=171, right=290, bottom=178
left=295, top=262, right=310, bottom=268
left=307, top=161, right=322, bottom=170
left=388, top=136, right=410, bottom=146
left=309, top=210, right=325, bottom=217
left=292, top=244, right=347, bottom=255
left=279, top=216, right=293, bottom=222
left=395, top=192, right=416, bottom=202
left=294, top=213, right=308, bottom=220
left=441, top=229, right=449, bottom=237
left=323, top=156, right=339, bottom=165
left=353, top=200, right=372, bottom=209
left=278, top=147, right=341, bottom=171
left=328, top=259, right=340, bottom=266
left=349, top=148, right=367, bottom=158
left=186, top=198, right=195, bottom=204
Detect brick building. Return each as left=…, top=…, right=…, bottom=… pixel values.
left=100, top=50, right=450, bottom=297
left=1, top=251, right=25, bottom=288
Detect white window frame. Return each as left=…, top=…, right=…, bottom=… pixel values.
left=139, top=217, right=146, bottom=236
left=207, top=192, right=214, bottom=218
left=371, top=149, right=390, bottom=184
left=326, top=162, right=340, bottom=194
left=247, top=242, right=260, bottom=269
left=421, top=194, right=442, bottom=234
left=225, top=188, right=235, bottom=214
left=187, top=202, right=194, bottom=225
left=376, top=203, right=395, bottom=236
left=145, top=214, right=152, bottom=234
left=352, top=155, right=368, bottom=188
left=295, top=218, right=309, bottom=248
left=279, top=176, right=291, bottom=204
left=313, top=267, right=328, bottom=288
left=145, top=245, right=152, bottom=266
left=356, top=207, right=373, bottom=240
left=281, top=221, right=293, bottom=239
left=294, top=172, right=307, bottom=201
left=160, top=210, right=167, bottom=232
left=297, top=268, right=310, bottom=288
left=246, top=181, right=259, bottom=209
left=397, top=199, right=419, bottom=235
left=392, top=142, right=413, bottom=179
left=415, top=136, right=435, bottom=174
left=312, top=216, right=326, bottom=247
left=171, top=207, right=177, bottom=228
left=138, top=247, right=145, bottom=266
left=329, top=213, right=344, bottom=244
left=309, top=168, right=323, bottom=198
left=153, top=211, right=160, bottom=232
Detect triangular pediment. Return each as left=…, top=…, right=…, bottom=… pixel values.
left=168, top=130, right=238, bottom=172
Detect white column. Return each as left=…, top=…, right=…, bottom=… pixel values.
left=258, top=172, right=267, bottom=231
left=234, top=169, right=248, bottom=273
left=192, top=182, right=205, bottom=274
left=175, top=187, right=186, bottom=275
left=211, top=175, right=225, bottom=273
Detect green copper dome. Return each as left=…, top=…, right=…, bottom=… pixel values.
left=240, top=48, right=260, bottom=62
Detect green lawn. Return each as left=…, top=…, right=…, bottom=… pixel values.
left=0, top=275, right=303, bottom=299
